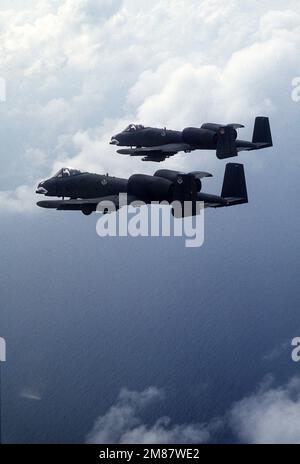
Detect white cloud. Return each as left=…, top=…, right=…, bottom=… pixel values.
left=24, top=148, right=48, bottom=167
left=20, top=387, right=42, bottom=401
left=0, top=0, right=300, bottom=210
left=0, top=183, right=38, bottom=213
left=230, top=377, right=300, bottom=444
left=86, top=387, right=210, bottom=444
left=87, top=377, right=300, bottom=444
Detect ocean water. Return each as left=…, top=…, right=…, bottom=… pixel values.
left=0, top=157, right=299, bottom=443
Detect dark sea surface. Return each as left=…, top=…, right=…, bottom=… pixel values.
left=0, top=155, right=300, bottom=443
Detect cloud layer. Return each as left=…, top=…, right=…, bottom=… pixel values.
left=86, top=387, right=210, bottom=444
left=230, top=377, right=300, bottom=444
left=87, top=377, right=300, bottom=444
left=0, top=0, right=300, bottom=210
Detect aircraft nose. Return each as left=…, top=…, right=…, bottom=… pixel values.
left=36, top=182, right=48, bottom=194
left=110, top=136, right=120, bottom=145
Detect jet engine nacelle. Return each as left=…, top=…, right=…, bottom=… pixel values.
left=154, top=169, right=202, bottom=192
left=127, top=174, right=173, bottom=202
left=182, top=127, right=217, bottom=147
left=201, top=123, right=237, bottom=140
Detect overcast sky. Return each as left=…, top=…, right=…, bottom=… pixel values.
left=1, top=0, right=300, bottom=444
left=0, top=0, right=299, bottom=209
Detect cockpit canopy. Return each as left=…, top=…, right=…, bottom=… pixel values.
left=54, top=167, right=84, bottom=178
left=124, top=124, right=145, bottom=132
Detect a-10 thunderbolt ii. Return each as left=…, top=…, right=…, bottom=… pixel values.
left=36, top=164, right=248, bottom=216
left=110, top=116, right=272, bottom=162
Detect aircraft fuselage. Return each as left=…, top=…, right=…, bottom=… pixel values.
left=37, top=172, right=128, bottom=199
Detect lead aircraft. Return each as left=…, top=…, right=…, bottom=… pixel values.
left=110, top=117, right=272, bottom=162
left=36, top=164, right=248, bottom=217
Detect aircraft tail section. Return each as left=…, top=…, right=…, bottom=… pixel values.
left=252, top=116, right=273, bottom=148
left=221, top=163, right=248, bottom=205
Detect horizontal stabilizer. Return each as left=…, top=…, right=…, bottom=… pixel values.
left=189, top=171, right=213, bottom=179
left=201, top=123, right=244, bottom=131
left=154, top=169, right=212, bottom=182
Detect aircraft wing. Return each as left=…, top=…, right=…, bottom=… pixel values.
left=117, top=143, right=194, bottom=161
left=37, top=195, right=140, bottom=213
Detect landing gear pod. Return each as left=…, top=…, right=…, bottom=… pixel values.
left=82, top=206, right=94, bottom=216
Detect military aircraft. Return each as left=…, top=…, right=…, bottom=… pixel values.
left=36, top=164, right=248, bottom=217
left=110, top=116, right=272, bottom=162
